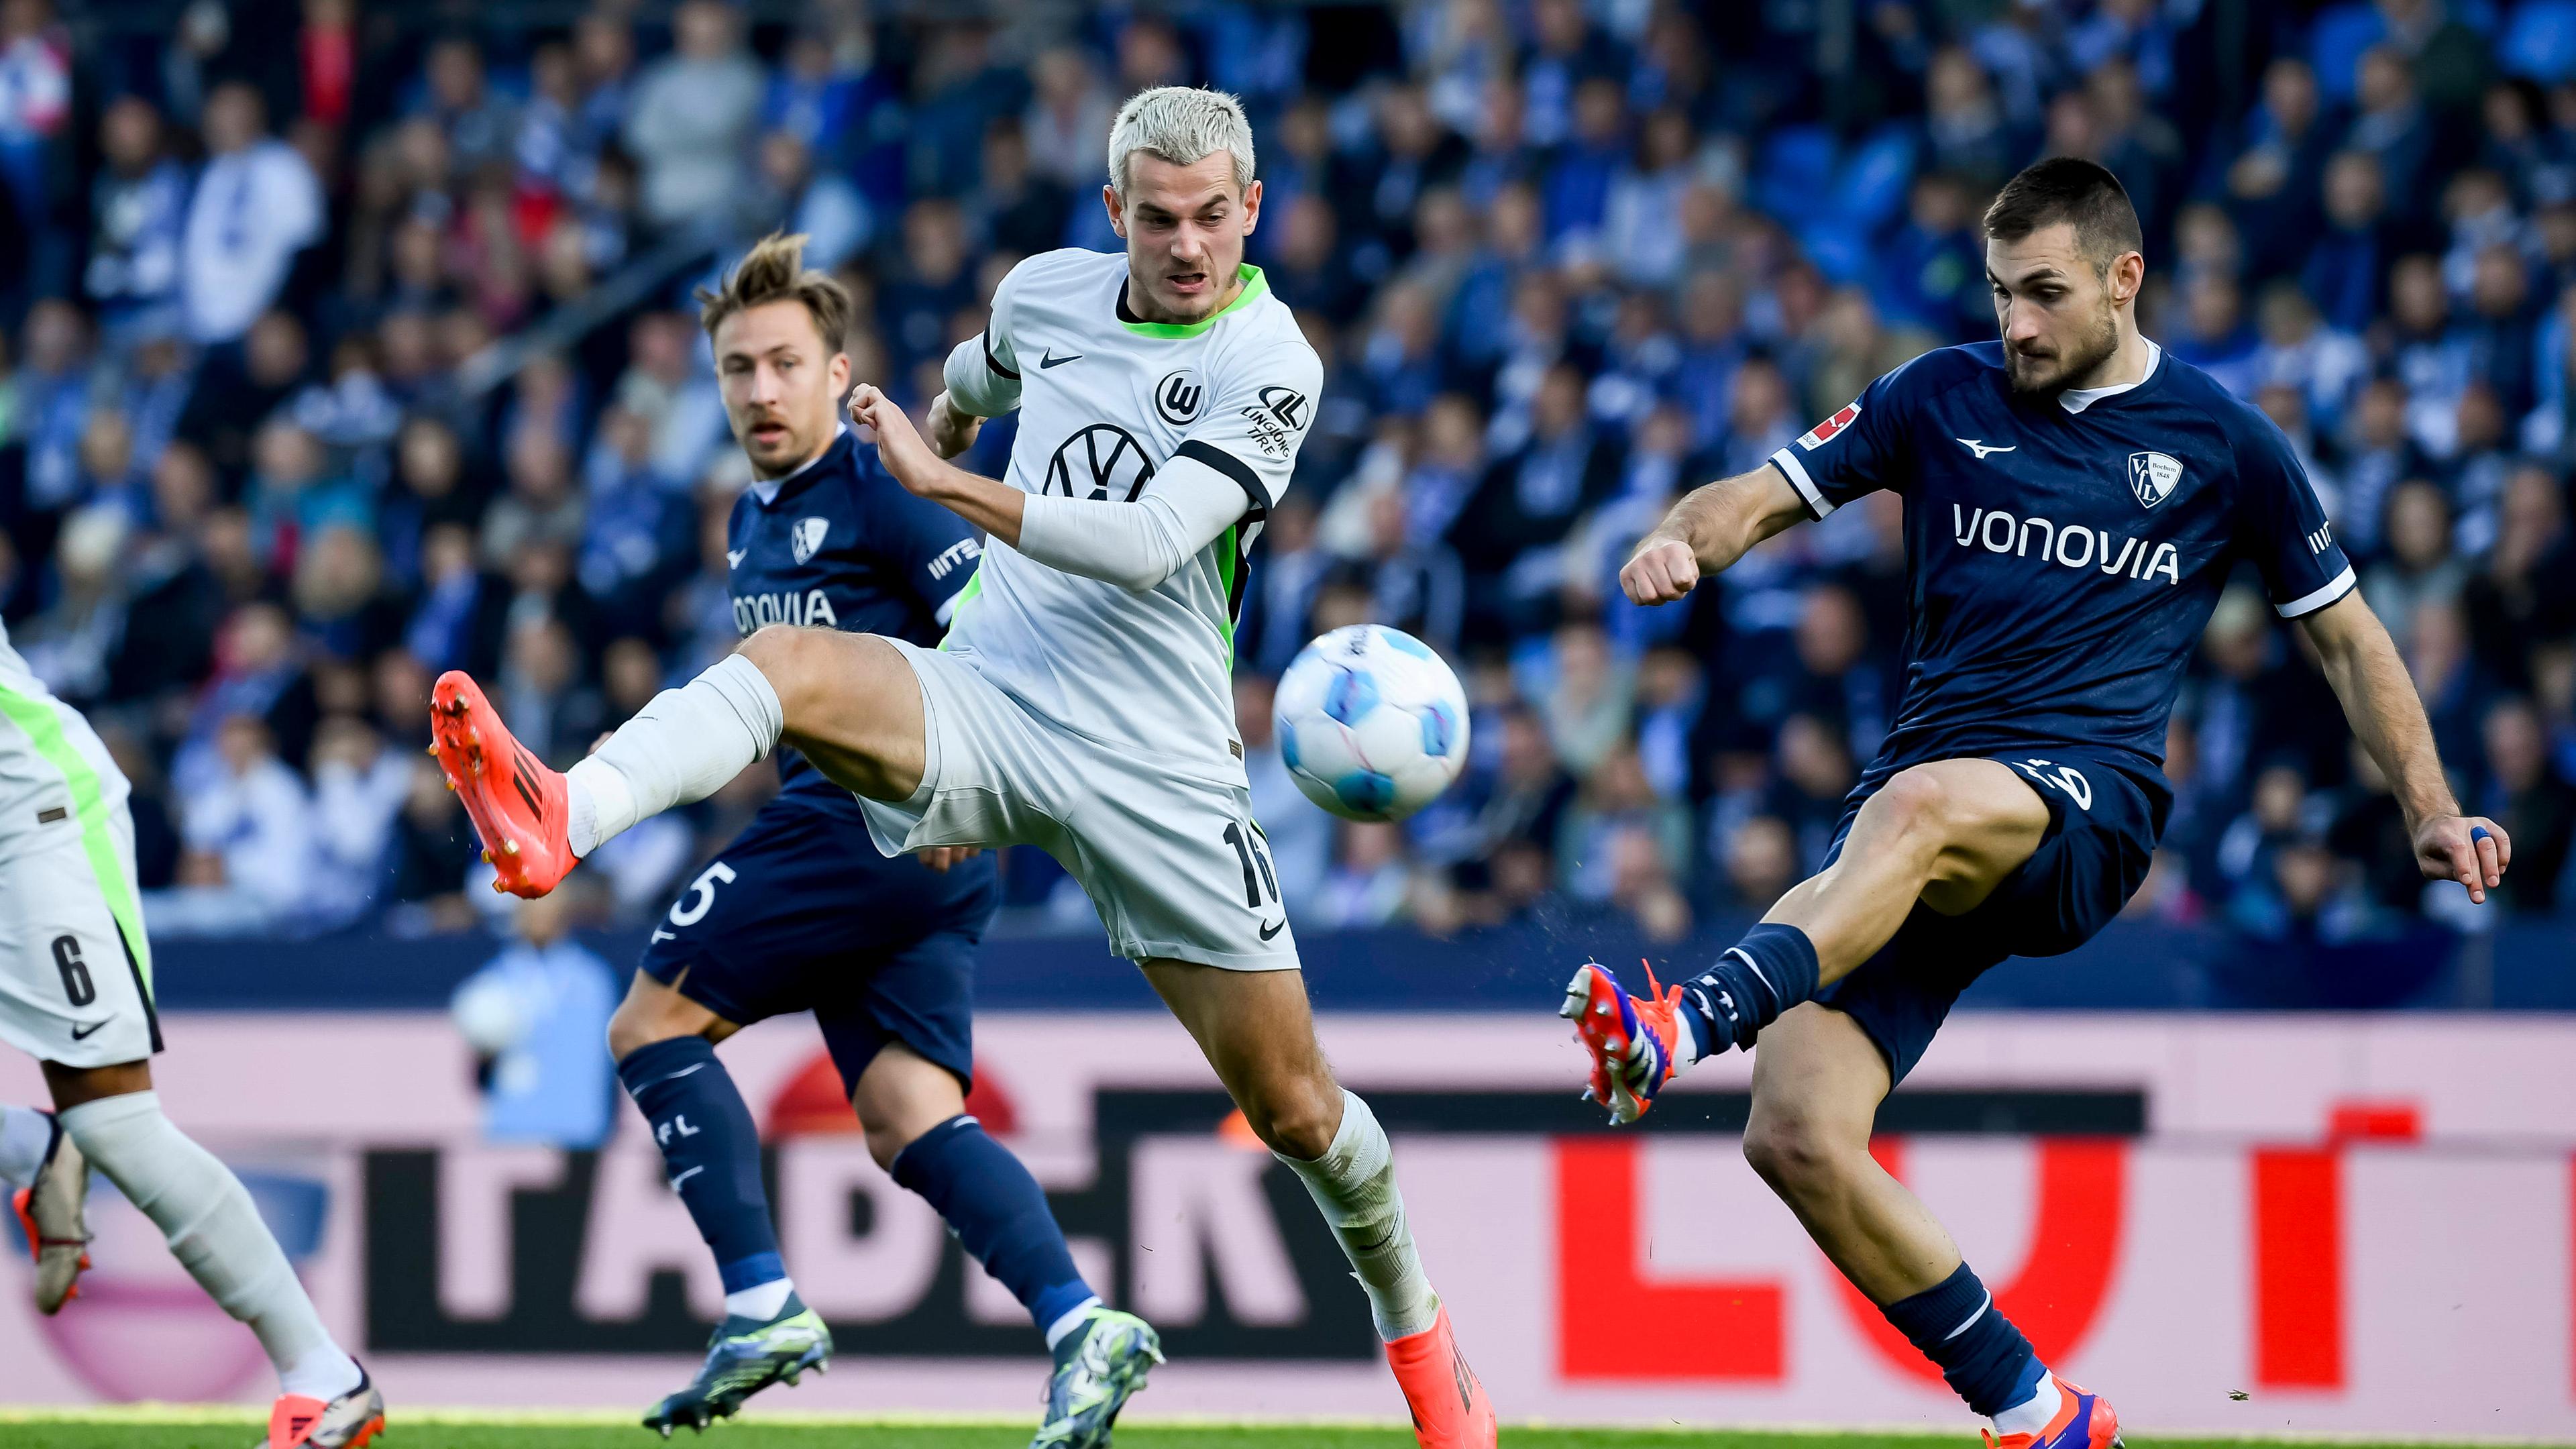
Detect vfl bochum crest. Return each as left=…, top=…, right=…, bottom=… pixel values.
left=2128, top=451, right=2183, bottom=509
left=792, top=517, right=830, bottom=564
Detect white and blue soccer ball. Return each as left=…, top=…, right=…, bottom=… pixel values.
left=1273, top=625, right=1470, bottom=822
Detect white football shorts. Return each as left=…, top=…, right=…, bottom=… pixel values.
left=0, top=798, right=158, bottom=1068
left=859, top=638, right=1299, bottom=971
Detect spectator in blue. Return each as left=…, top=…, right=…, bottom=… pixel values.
left=450, top=887, right=621, bottom=1150
left=85, top=96, right=187, bottom=349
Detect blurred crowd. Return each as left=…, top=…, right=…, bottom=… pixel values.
left=7, top=0, right=2576, bottom=945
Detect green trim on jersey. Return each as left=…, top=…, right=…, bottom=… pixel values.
left=1119, top=266, right=1271, bottom=339
left=1215, top=525, right=1242, bottom=669
left=936, top=566, right=986, bottom=651
left=0, top=686, right=150, bottom=994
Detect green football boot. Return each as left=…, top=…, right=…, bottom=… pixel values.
left=1030, top=1306, right=1163, bottom=1448
left=643, top=1294, right=832, bottom=1436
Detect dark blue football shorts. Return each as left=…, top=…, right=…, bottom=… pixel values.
left=1812, top=749, right=2170, bottom=1083
left=638, top=789, right=1000, bottom=1095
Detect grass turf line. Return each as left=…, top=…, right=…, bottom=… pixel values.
left=0, top=1420, right=2520, bottom=1449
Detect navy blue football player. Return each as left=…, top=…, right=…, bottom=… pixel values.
left=602, top=235, right=1157, bottom=1444
left=1563, top=162, right=2510, bottom=1446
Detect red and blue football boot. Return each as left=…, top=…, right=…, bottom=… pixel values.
left=1558, top=960, right=1686, bottom=1125
left=1982, top=1379, right=2123, bottom=1449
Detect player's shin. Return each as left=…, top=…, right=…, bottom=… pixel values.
left=890, top=1115, right=1099, bottom=1344
left=55, top=1091, right=362, bottom=1400
left=1672, top=922, right=1823, bottom=1069
left=1274, top=1089, right=1438, bottom=1340
left=566, top=654, right=784, bottom=857
left=614, top=1036, right=795, bottom=1317
left=1883, top=1261, right=2057, bottom=1430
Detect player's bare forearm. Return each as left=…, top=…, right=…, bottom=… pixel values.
left=1620, top=464, right=1809, bottom=605
left=2299, top=590, right=2511, bottom=902
left=850, top=383, right=1025, bottom=545
left=926, top=391, right=983, bottom=460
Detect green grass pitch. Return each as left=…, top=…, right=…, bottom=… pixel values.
left=0, top=1409, right=2508, bottom=1449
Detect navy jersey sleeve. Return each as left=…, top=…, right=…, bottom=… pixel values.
left=1768, top=360, right=1923, bottom=520
left=2229, top=413, right=2356, bottom=619
left=857, top=450, right=985, bottom=625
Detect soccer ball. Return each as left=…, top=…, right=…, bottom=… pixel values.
left=1273, top=625, right=1470, bottom=822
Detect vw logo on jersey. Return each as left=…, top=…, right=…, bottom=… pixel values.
left=1044, top=423, right=1157, bottom=502
left=1155, top=370, right=1205, bottom=425
left=791, top=516, right=830, bottom=564
left=2127, top=451, right=2184, bottom=509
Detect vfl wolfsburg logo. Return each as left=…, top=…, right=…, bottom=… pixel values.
left=1155, top=370, right=1204, bottom=425
left=2129, top=451, right=2183, bottom=509
left=1044, top=423, right=1156, bottom=502
left=791, top=517, right=830, bottom=564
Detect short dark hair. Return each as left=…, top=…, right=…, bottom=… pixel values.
left=1982, top=158, right=2143, bottom=272
left=696, top=232, right=853, bottom=353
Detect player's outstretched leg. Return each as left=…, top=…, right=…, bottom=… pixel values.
left=1, top=1102, right=91, bottom=1311
left=858, top=1046, right=1156, bottom=1449
left=610, top=985, right=830, bottom=1436
left=1743, top=1008, right=2120, bottom=1448
left=39, top=1069, right=382, bottom=1448
left=431, top=627, right=922, bottom=899
left=1144, top=962, right=1495, bottom=1449
left=1564, top=760, right=2047, bottom=1120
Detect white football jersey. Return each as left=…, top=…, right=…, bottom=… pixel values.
left=0, top=619, right=131, bottom=853
left=943, top=248, right=1322, bottom=782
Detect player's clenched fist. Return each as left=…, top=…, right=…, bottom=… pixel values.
left=1621, top=537, right=1701, bottom=604
left=847, top=383, right=933, bottom=491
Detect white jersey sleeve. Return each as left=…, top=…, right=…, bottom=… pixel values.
left=941, top=261, right=1026, bottom=418
left=1167, top=335, right=1323, bottom=513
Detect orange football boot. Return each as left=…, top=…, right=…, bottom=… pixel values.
left=266, top=1365, right=386, bottom=1448
left=428, top=670, right=575, bottom=898
left=1384, top=1303, right=1497, bottom=1449
left=1559, top=959, right=1686, bottom=1124
left=1983, top=1379, right=2123, bottom=1449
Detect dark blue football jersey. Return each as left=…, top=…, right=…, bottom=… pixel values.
left=728, top=428, right=982, bottom=802
left=1769, top=341, right=2355, bottom=784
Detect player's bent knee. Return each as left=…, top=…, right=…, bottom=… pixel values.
left=1741, top=1103, right=1872, bottom=1199
left=1868, top=765, right=1959, bottom=839
left=1243, top=1081, right=1342, bottom=1161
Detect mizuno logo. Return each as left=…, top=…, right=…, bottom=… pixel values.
left=1956, top=438, right=2016, bottom=460
left=1039, top=350, right=1081, bottom=369
left=727, top=549, right=747, bottom=569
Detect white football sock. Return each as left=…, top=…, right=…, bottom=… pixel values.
left=58, top=1092, right=362, bottom=1401
left=0, top=1104, right=52, bottom=1188
left=724, top=1276, right=796, bottom=1322
left=566, top=654, right=783, bottom=856
left=1992, top=1373, right=2064, bottom=1437
left=1275, top=1089, right=1440, bottom=1341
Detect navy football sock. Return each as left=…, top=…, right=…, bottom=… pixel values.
left=615, top=1035, right=784, bottom=1297
left=892, top=1114, right=1095, bottom=1338
left=1882, top=1263, right=2047, bottom=1417
left=1677, top=921, right=1821, bottom=1056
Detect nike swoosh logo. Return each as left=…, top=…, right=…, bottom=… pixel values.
left=1039, top=350, right=1081, bottom=369
left=1258, top=918, right=1285, bottom=941
left=727, top=549, right=747, bottom=568
left=70, top=1020, right=107, bottom=1040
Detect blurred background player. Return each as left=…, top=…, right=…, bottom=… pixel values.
left=1568, top=159, right=2509, bottom=1449
left=581, top=231, right=1150, bottom=1443
left=429, top=89, right=1495, bottom=1449
left=0, top=621, right=384, bottom=1449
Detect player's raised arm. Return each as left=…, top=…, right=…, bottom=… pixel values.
left=1619, top=464, right=1811, bottom=604
left=2297, top=591, right=2510, bottom=903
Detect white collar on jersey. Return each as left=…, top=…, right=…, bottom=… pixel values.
left=2056, top=338, right=2161, bottom=415
left=748, top=424, right=849, bottom=505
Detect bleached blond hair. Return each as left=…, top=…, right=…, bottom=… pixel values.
left=1106, top=85, right=1255, bottom=199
